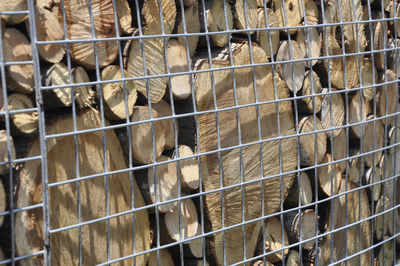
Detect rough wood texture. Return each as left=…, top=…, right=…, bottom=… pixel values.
left=361, top=58, right=377, bottom=101
left=298, top=70, right=323, bottom=114
left=256, top=8, right=279, bottom=58
left=296, top=26, right=321, bottom=68
left=7, top=93, right=38, bottom=135
left=0, top=0, right=28, bottom=24
left=173, top=145, right=199, bottom=190
left=319, top=180, right=371, bottom=265
left=100, top=65, right=137, bottom=121
left=195, top=42, right=297, bottom=265
left=0, top=130, right=16, bottom=175
left=285, top=171, right=312, bottom=207
left=229, top=0, right=258, bottom=34
left=116, top=0, right=133, bottom=34
left=388, top=125, right=400, bottom=155
left=332, top=128, right=347, bottom=173
left=371, top=12, right=387, bottom=71
left=320, top=90, right=345, bottom=138
left=362, top=115, right=384, bottom=168
left=284, top=209, right=317, bottom=250
left=298, top=116, right=327, bottom=166
left=58, top=0, right=119, bottom=69
left=176, top=2, right=200, bottom=57
left=365, top=165, right=382, bottom=202
left=378, top=236, right=394, bottom=266
left=142, top=0, right=177, bottom=36
left=148, top=248, right=175, bottom=266
left=375, top=195, right=391, bottom=241
left=377, top=69, right=398, bottom=125
left=3, top=28, right=34, bottom=94
left=317, top=153, right=342, bottom=196
left=130, top=106, right=166, bottom=164
left=286, top=250, right=300, bottom=266
left=152, top=100, right=177, bottom=149
left=15, top=109, right=151, bottom=265
left=348, top=149, right=365, bottom=184
left=349, top=91, right=369, bottom=139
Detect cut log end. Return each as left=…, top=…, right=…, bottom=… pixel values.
left=164, top=198, right=198, bottom=241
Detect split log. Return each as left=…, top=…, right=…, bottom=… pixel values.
left=57, top=0, right=119, bottom=68
left=349, top=90, right=369, bottom=139
left=286, top=250, right=300, bottom=266
left=296, top=26, right=321, bottom=68
left=152, top=100, right=177, bottom=149
left=365, top=165, right=382, bottom=202
left=348, top=149, right=365, bottom=184
left=298, top=116, right=327, bottom=166
left=323, top=0, right=366, bottom=89
left=176, top=2, right=200, bottom=57
left=142, top=0, right=177, bottom=36
left=130, top=106, right=166, bottom=164
left=284, top=171, right=312, bottom=208
left=100, top=65, right=137, bottom=121
left=276, top=40, right=306, bottom=93
left=44, top=63, right=94, bottom=109
left=361, top=58, right=377, bottom=102
left=375, top=195, right=391, bottom=241
left=317, top=153, right=342, bottom=196
left=148, top=155, right=178, bottom=212
left=167, top=39, right=192, bottom=100
left=0, top=178, right=5, bottom=227
left=164, top=198, right=198, bottom=241
left=256, top=8, right=279, bottom=58
left=7, top=93, right=38, bottom=135
left=298, top=71, right=324, bottom=114
left=258, top=216, right=289, bottom=263
left=332, top=128, right=347, bottom=173
left=199, top=0, right=233, bottom=47
left=126, top=37, right=167, bottom=103
left=378, top=236, right=394, bottom=266
left=173, top=145, right=199, bottom=190
left=377, top=69, right=397, bottom=126
left=320, top=90, right=345, bottom=138
left=0, top=0, right=28, bottom=24
left=319, top=179, right=372, bottom=265
left=3, top=28, right=34, bottom=94
left=0, top=130, right=16, bottom=175
left=186, top=223, right=204, bottom=258
left=229, top=0, right=258, bottom=34
left=273, top=0, right=318, bottom=34
left=148, top=248, right=175, bottom=266
left=371, top=12, right=387, bottom=71
left=15, top=109, right=151, bottom=265
left=284, top=209, right=317, bottom=250
left=362, top=115, right=384, bottom=168
left=115, top=0, right=133, bottom=34
left=195, top=42, right=297, bottom=265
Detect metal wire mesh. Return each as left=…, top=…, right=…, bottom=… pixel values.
left=0, top=0, right=399, bottom=265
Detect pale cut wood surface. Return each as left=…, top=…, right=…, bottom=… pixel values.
left=284, top=209, right=317, bottom=250
left=0, top=130, right=16, bottom=175
left=173, top=145, right=199, bottom=190
left=142, top=0, right=177, bottom=36
left=378, top=69, right=398, bottom=125
left=230, top=0, right=258, bottom=34
left=333, top=128, right=347, bottom=173
left=177, top=2, right=200, bottom=57
left=349, top=91, right=369, bottom=139
left=285, top=171, right=312, bottom=207
left=362, top=115, right=384, bottom=168
left=318, top=153, right=342, bottom=196
left=296, top=26, right=321, bottom=68
left=298, top=70, right=323, bottom=114
left=7, top=93, right=38, bottom=135
left=298, top=116, right=327, bottom=166
left=256, top=8, right=279, bottom=58
left=148, top=248, right=175, bottom=266
left=361, top=58, right=377, bottom=101
left=262, top=216, right=289, bottom=263
left=0, top=0, right=28, bottom=24
left=152, top=100, right=177, bottom=150
left=320, top=90, right=345, bottom=138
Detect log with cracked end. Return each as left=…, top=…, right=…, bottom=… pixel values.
left=176, top=2, right=200, bottom=57
left=130, top=106, right=166, bottom=164
left=298, top=70, right=324, bottom=114
left=0, top=130, right=16, bottom=175
left=349, top=90, right=370, bottom=139
left=142, top=0, right=177, bottom=36
left=317, top=153, right=342, bottom=196
left=100, top=65, right=137, bottom=121
left=298, top=116, right=327, bottom=166
left=320, top=90, right=345, bottom=138
left=173, top=145, right=199, bottom=190
left=7, top=93, right=38, bottom=135
left=152, top=100, right=178, bottom=150
left=284, top=209, right=317, bottom=250
left=256, top=8, right=280, bottom=58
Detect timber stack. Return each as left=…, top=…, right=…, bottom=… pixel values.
left=0, top=0, right=399, bottom=265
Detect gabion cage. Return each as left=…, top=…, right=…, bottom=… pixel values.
left=0, top=0, right=399, bottom=265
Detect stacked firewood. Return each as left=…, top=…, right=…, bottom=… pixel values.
left=0, top=0, right=400, bottom=265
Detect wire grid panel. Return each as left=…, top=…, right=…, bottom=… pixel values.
left=0, top=0, right=400, bottom=265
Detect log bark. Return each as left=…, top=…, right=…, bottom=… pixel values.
left=349, top=90, right=369, bottom=139
left=164, top=197, right=198, bottom=242
left=148, top=248, right=175, bottom=266
left=130, top=106, right=166, bottom=164
left=319, top=180, right=372, bottom=265
left=298, top=116, right=327, bottom=166
left=15, top=109, right=151, bottom=265
left=377, top=69, right=398, bottom=126
left=152, top=100, right=177, bottom=149
left=361, top=57, right=377, bottom=102
left=173, top=145, right=199, bottom=190
left=298, top=70, right=324, bottom=114
left=332, top=128, right=347, bottom=173
left=3, top=28, right=34, bottom=94
left=195, top=42, right=297, bottom=265
left=296, top=26, right=321, bottom=68
left=7, top=93, right=38, bottom=135
left=100, top=65, right=137, bottom=121
left=317, top=153, right=342, bottom=196
left=256, top=8, right=279, bottom=58
left=284, top=209, right=317, bottom=250
left=322, top=0, right=366, bottom=89
left=320, top=90, right=345, bottom=138
left=0, top=130, right=16, bottom=175
left=142, top=0, right=177, bottom=36
left=284, top=171, right=313, bottom=208
left=362, top=115, right=384, bottom=168
left=167, top=39, right=192, bottom=100
left=148, top=155, right=179, bottom=212
left=229, top=0, right=258, bottom=34
left=0, top=0, right=28, bottom=24
left=176, top=2, right=200, bottom=57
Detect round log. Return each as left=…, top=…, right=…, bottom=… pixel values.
left=7, top=93, right=38, bottom=135
left=320, top=90, right=345, bottom=138
left=142, top=0, right=177, bottom=36
left=349, top=90, right=369, bottom=139
left=317, top=153, right=342, bottom=196
left=298, top=116, right=327, bottom=166
left=284, top=209, right=317, bottom=250
left=362, top=115, right=384, bottom=168
left=256, top=8, right=279, bottom=58
left=173, top=145, right=199, bottom=190
left=284, top=171, right=312, bottom=207
left=152, top=100, right=177, bottom=150
left=298, top=70, right=323, bottom=114
left=176, top=2, right=200, bottom=57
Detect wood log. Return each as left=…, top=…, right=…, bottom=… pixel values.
left=273, top=0, right=318, bottom=34
left=0, top=0, right=28, bottom=24
left=375, top=195, right=391, bottom=241
left=100, top=65, right=137, bottom=121
left=362, top=115, right=384, bottom=168
left=0, top=178, right=5, bottom=227
left=15, top=109, right=151, bottom=265
left=332, top=128, right=347, bottom=173
left=142, top=0, right=177, bottom=36
left=317, top=153, right=342, bottom=196
left=176, top=2, right=200, bottom=57
left=378, top=236, right=394, bottom=266
left=388, top=125, right=400, bottom=155
left=251, top=260, right=274, bottom=266
left=164, top=197, right=198, bottom=241
left=365, top=165, right=382, bottom=202
left=115, top=0, right=133, bottom=34
left=3, top=28, right=34, bottom=94
left=7, top=93, right=38, bottom=135
left=195, top=42, right=297, bottom=265
left=148, top=248, right=175, bottom=266
left=148, top=155, right=178, bottom=212
left=199, top=0, right=233, bottom=47
left=284, top=171, right=312, bottom=208
left=298, top=116, right=327, bottom=166
left=284, top=209, right=317, bottom=250
left=173, top=145, right=199, bottom=190
left=286, top=250, right=300, bottom=266
left=348, top=149, right=365, bottom=184
left=349, top=90, right=369, bottom=139
left=298, top=71, right=324, bottom=114
left=152, top=100, right=177, bottom=149
left=126, top=37, right=167, bottom=103
left=44, top=63, right=94, bottom=109
left=372, top=12, right=387, bottom=71
left=296, top=26, right=321, bottom=68
left=0, top=130, right=16, bottom=175
left=377, top=69, right=397, bottom=126
left=256, top=8, right=279, bottom=58
left=130, top=106, right=166, bottom=164
left=320, top=90, right=345, bottom=138
left=361, top=57, right=377, bottom=102
left=229, top=0, right=258, bottom=34
left=276, top=40, right=306, bottom=93
left=319, top=179, right=372, bottom=265
left=167, top=39, right=192, bottom=100
left=186, top=223, right=204, bottom=258
left=323, top=0, right=366, bottom=89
